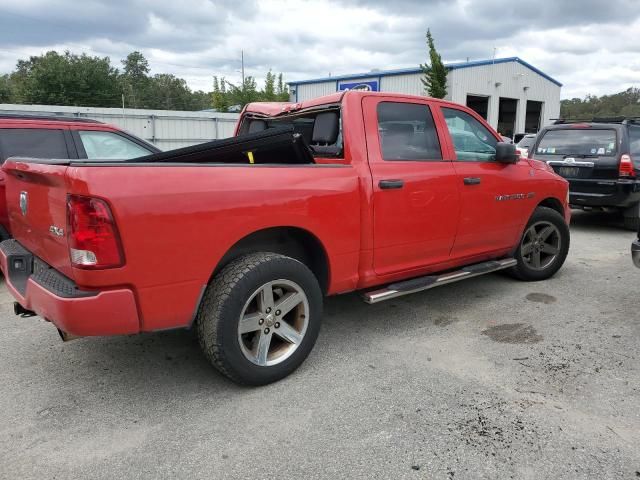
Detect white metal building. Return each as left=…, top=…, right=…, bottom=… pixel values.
left=0, top=104, right=240, bottom=150
left=288, top=57, right=562, bottom=138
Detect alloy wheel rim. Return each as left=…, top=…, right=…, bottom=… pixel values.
left=520, top=221, right=561, bottom=271
left=237, top=279, right=309, bottom=367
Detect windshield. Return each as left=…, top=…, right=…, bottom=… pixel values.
left=516, top=135, right=536, bottom=149
left=536, top=129, right=617, bottom=156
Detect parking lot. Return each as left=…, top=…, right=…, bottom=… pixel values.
left=0, top=210, right=638, bottom=479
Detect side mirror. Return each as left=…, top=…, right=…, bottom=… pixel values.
left=495, top=142, right=519, bottom=164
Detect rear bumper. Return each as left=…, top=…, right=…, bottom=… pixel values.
left=0, top=240, right=139, bottom=336
left=568, top=179, right=640, bottom=208
left=632, top=239, right=640, bottom=268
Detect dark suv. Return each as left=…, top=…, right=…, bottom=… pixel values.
left=0, top=114, right=160, bottom=238
left=530, top=118, right=640, bottom=229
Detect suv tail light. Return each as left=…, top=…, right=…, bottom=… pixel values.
left=67, top=195, right=124, bottom=269
left=619, top=154, right=635, bottom=177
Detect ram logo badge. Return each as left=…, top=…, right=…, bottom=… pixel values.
left=19, top=191, right=28, bottom=216
left=49, top=225, right=64, bottom=237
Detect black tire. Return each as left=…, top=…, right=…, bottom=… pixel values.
left=196, top=252, right=322, bottom=386
left=510, top=206, right=570, bottom=281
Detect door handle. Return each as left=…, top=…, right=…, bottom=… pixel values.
left=463, top=177, right=481, bottom=185
left=379, top=179, right=404, bottom=189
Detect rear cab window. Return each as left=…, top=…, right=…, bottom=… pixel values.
left=0, top=128, right=70, bottom=163
left=241, top=108, right=342, bottom=159
left=536, top=129, right=617, bottom=157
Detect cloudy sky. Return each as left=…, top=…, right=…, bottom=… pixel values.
left=1, top=0, right=640, bottom=99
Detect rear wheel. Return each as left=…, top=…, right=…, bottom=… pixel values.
left=510, top=207, right=569, bottom=281
left=196, top=252, right=322, bottom=385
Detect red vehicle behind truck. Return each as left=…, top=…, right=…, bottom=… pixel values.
left=0, top=114, right=160, bottom=238
left=0, top=91, right=570, bottom=385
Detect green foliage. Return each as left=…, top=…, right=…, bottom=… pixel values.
left=560, top=88, right=640, bottom=120
left=0, top=74, right=12, bottom=102
left=1, top=50, right=291, bottom=111
left=420, top=29, right=448, bottom=99
left=10, top=50, right=121, bottom=107
left=211, top=72, right=289, bottom=112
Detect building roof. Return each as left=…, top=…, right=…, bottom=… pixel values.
left=288, top=57, right=562, bottom=88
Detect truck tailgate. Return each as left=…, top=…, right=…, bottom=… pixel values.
left=3, top=160, right=74, bottom=279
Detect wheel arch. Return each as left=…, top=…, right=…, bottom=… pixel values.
left=537, top=197, right=564, bottom=216
left=211, top=226, right=330, bottom=294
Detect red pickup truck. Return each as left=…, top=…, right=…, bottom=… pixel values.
left=0, top=91, right=570, bottom=385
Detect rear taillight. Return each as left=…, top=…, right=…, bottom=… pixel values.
left=67, top=195, right=124, bottom=269
left=619, top=154, right=635, bottom=177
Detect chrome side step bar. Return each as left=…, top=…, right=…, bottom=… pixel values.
left=362, top=258, right=517, bottom=304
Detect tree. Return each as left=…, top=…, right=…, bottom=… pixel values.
left=263, top=70, right=276, bottom=101
left=212, top=76, right=230, bottom=111
left=121, top=51, right=150, bottom=108
left=226, top=76, right=261, bottom=109
left=276, top=73, right=289, bottom=101
left=560, top=87, right=640, bottom=120
left=11, top=51, right=121, bottom=107
left=145, top=73, right=194, bottom=110
left=420, top=29, right=448, bottom=99
left=0, top=74, right=13, bottom=102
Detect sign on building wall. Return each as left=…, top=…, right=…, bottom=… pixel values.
left=338, top=81, right=379, bottom=92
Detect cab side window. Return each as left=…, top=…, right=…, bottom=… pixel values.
left=377, top=102, right=442, bottom=161
left=442, top=108, right=497, bottom=162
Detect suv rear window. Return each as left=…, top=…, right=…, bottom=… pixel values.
left=629, top=125, right=640, bottom=157
left=536, top=129, right=617, bottom=156
left=0, top=128, right=69, bottom=162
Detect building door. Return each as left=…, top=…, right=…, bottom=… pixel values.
left=498, top=97, right=518, bottom=138
left=466, top=95, right=490, bottom=120
left=525, top=100, right=543, bottom=132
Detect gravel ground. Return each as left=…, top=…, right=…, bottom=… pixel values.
left=0, top=210, right=639, bottom=479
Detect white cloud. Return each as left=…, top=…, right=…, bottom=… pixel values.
left=1, top=0, right=639, bottom=98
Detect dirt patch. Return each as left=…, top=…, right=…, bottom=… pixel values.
left=482, top=324, right=543, bottom=344
left=525, top=292, right=557, bottom=304
left=434, top=315, right=457, bottom=326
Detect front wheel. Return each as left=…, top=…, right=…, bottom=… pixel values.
left=510, top=206, right=570, bottom=281
left=196, top=252, right=323, bottom=385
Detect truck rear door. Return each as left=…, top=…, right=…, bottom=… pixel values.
left=362, top=96, right=460, bottom=277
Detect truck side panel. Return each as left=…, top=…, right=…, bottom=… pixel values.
left=64, top=164, right=362, bottom=331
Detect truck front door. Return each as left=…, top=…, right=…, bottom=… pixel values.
left=436, top=106, right=531, bottom=258
left=363, top=96, right=461, bottom=277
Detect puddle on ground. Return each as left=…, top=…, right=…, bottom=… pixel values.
left=525, top=292, right=557, bottom=304
left=482, top=323, right=543, bottom=344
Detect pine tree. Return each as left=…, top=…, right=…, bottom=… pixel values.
left=420, top=29, right=448, bottom=99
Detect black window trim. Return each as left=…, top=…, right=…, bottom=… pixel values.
left=71, top=129, right=159, bottom=160
left=376, top=100, right=444, bottom=162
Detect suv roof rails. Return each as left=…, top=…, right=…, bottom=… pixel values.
left=0, top=113, right=103, bottom=124
left=552, top=117, right=640, bottom=125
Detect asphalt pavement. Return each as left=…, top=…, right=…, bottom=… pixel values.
left=1, top=210, right=639, bottom=479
